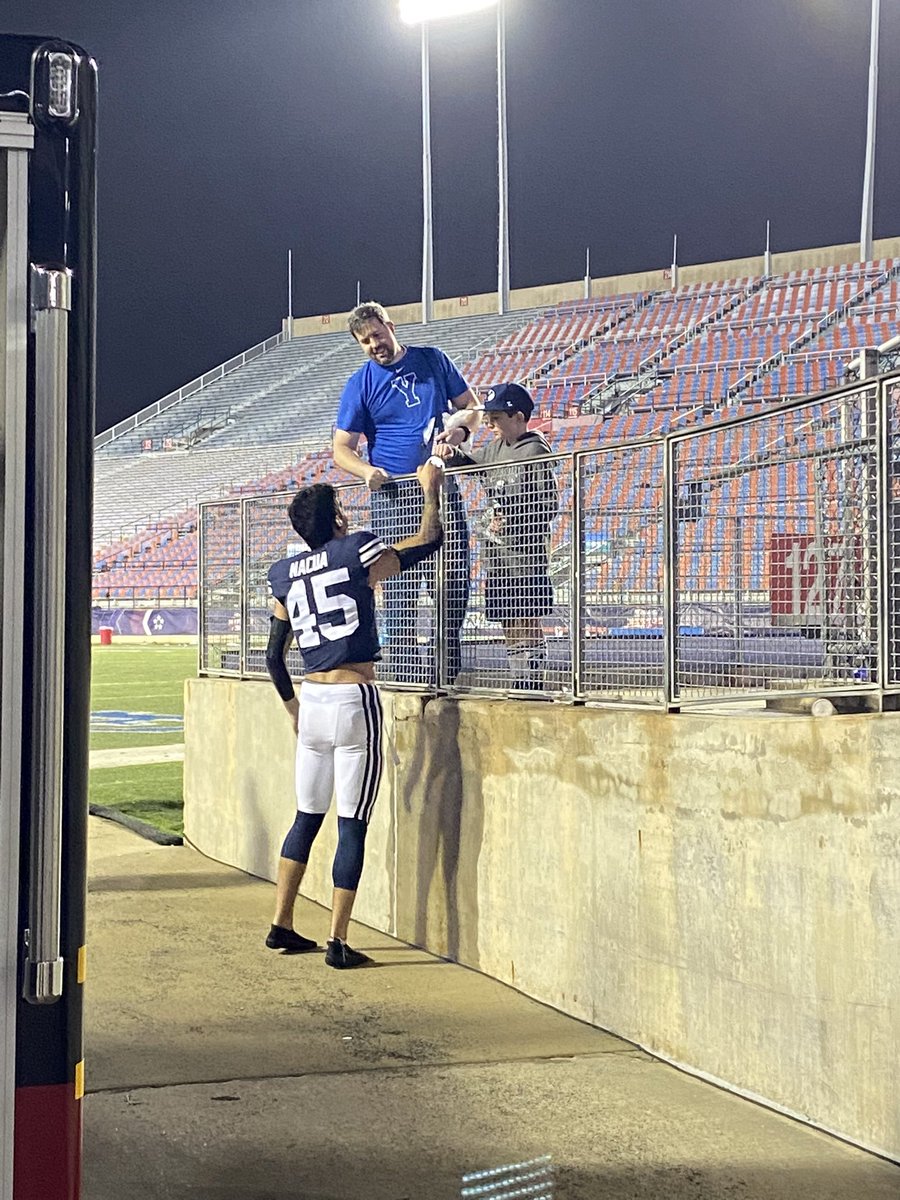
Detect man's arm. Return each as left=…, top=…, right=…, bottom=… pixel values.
left=368, top=462, right=445, bottom=585
left=333, top=428, right=391, bottom=491
left=450, top=386, right=480, bottom=413
left=265, top=599, right=300, bottom=732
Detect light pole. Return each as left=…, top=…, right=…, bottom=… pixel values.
left=860, top=0, right=880, bottom=262
left=420, top=17, right=434, bottom=323
left=496, top=0, right=510, bottom=314
left=399, top=0, right=508, bottom=320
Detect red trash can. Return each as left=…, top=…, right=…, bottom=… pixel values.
left=99, top=627, right=112, bottom=646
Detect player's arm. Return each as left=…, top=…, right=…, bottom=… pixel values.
left=265, top=598, right=299, bottom=732
left=368, top=461, right=445, bottom=585
left=332, top=428, right=391, bottom=492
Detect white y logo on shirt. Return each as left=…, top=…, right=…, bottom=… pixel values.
left=391, top=372, right=422, bottom=409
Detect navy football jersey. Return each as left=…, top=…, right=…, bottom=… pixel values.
left=267, top=530, right=387, bottom=672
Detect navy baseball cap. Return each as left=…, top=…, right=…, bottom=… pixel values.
left=481, top=382, right=534, bottom=418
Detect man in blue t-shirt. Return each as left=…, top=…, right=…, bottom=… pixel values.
left=264, top=461, right=445, bottom=968
left=333, top=301, right=479, bottom=683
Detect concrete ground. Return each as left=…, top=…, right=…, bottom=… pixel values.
left=84, top=816, right=900, bottom=1200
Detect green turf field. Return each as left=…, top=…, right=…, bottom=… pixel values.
left=89, top=643, right=196, bottom=835
left=90, top=643, right=195, bottom=749
left=89, top=763, right=184, bottom=835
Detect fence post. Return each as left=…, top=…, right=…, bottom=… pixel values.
left=240, top=498, right=250, bottom=678
left=663, top=438, right=677, bottom=708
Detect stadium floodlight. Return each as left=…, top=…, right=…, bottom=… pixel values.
left=400, top=0, right=510, bottom=320
left=399, top=0, right=497, bottom=24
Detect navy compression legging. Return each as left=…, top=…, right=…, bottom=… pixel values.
left=280, top=812, right=368, bottom=891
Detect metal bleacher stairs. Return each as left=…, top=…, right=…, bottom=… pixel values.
left=98, top=310, right=539, bottom=459
left=201, top=310, right=542, bottom=449
left=93, top=444, right=310, bottom=547
left=92, top=307, right=538, bottom=560
left=727, top=259, right=900, bottom=402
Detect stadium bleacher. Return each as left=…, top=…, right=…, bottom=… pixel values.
left=92, top=256, right=900, bottom=605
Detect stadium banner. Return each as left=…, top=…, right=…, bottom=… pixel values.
left=92, top=607, right=198, bottom=636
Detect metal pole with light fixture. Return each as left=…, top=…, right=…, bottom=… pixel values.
left=860, top=0, right=880, bottom=263
left=420, top=20, right=434, bottom=323
left=496, top=0, right=510, bottom=314
left=670, top=233, right=679, bottom=291
left=399, top=0, right=505, bottom=318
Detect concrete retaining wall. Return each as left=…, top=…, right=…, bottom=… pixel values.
left=184, top=676, right=900, bottom=1161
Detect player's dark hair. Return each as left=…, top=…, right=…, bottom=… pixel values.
left=288, top=484, right=339, bottom=550
left=349, top=301, right=390, bottom=338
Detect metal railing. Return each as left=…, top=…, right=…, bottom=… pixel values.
left=198, top=370, right=900, bottom=709
left=93, top=332, right=284, bottom=451
left=92, top=586, right=195, bottom=607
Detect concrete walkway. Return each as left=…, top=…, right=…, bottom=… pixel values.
left=83, top=817, right=900, bottom=1200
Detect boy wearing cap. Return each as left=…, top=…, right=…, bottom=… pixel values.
left=437, top=382, right=558, bottom=691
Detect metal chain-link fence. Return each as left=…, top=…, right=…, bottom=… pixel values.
left=199, top=375, right=900, bottom=708
left=452, top=456, right=571, bottom=698
left=198, top=499, right=241, bottom=674
left=575, top=440, right=666, bottom=704
left=241, top=493, right=302, bottom=679
left=885, top=381, right=900, bottom=688
left=668, top=385, right=880, bottom=702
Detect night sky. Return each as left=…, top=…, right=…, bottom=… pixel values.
left=4, top=1, right=898, bottom=432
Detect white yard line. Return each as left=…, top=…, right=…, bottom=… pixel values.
left=89, top=744, right=185, bottom=769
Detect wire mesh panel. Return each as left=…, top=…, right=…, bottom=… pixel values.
left=345, top=475, right=442, bottom=689
left=885, top=379, right=900, bottom=688
left=242, top=493, right=302, bottom=680
left=241, top=477, right=443, bottom=689
left=670, top=385, right=881, bottom=702
left=204, top=371, right=900, bottom=706
left=198, top=499, right=242, bottom=675
left=576, top=441, right=667, bottom=704
left=450, top=457, right=572, bottom=698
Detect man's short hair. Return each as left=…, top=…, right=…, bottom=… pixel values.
left=288, top=484, right=339, bottom=550
left=349, top=301, right=390, bottom=339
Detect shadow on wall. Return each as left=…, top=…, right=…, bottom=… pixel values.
left=242, top=756, right=285, bottom=886
left=402, top=698, right=485, bottom=966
